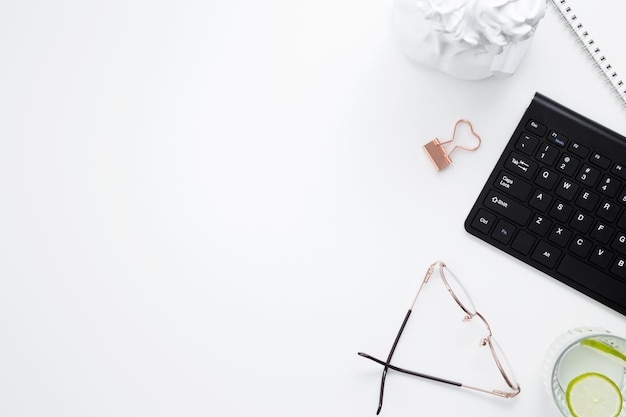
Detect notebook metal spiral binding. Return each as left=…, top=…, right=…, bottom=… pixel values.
left=550, top=0, right=626, bottom=108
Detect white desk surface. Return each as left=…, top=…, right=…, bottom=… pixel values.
left=2, top=1, right=626, bottom=416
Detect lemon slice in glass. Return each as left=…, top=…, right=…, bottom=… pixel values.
left=582, top=339, right=626, bottom=369
left=566, top=372, right=623, bottom=417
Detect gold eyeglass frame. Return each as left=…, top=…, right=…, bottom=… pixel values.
left=358, top=261, right=520, bottom=414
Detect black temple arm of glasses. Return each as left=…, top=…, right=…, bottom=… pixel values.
left=357, top=352, right=463, bottom=388
left=374, top=309, right=412, bottom=414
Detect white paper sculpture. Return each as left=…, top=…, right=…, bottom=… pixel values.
left=394, top=0, right=546, bottom=80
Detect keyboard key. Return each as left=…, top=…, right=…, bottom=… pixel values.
left=526, top=120, right=546, bottom=136
left=535, top=168, right=558, bottom=190
left=597, top=200, right=620, bottom=222
left=576, top=189, right=600, bottom=212
left=555, top=178, right=579, bottom=201
left=612, top=163, right=626, bottom=180
left=570, top=211, right=593, bottom=233
left=618, top=187, right=626, bottom=205
left=515, top=133, right=539, bottom=156
left=590, top=222, right=614, bottom=245
left=529, top=214, right=552, bottom=236
left=492, top=219, right=515, bottom=244
left=570, top=236, right=593, bottom=258
left=470, top=209, right=496, bottom=234
left=529, top=189, right=553, bottom=212
left=511, top=230, right=536, bottom=255
left=504, top=152, right=538, bottom=180
left=577, top=164, right=601, bottom=187
left=550, top=200, right=573, bottom=222
left=556, top=154, right=579, bottom=176
left=484, top=191, right=532, bottom=225
left=536, top=144, right=559, bottom=165
left=590, top=246, right=613, bottom=269
left=557, top=254, right=626, bottom=300
left=590, top=152, right=611, bottom=169
left=569, top=142, right=589, bottom=158
left=531, top=241, right=561, bottom=268
left=611, top=257, right=626, bottom=281
left=611, top=233, right=626, bottom=255
left=598, top=175, right=621, bottom=198
left=494, top=171, right=532, bottom=201
left=548, top=130, right=568, bottom=147
left=549, top=224, right=572, bottom=247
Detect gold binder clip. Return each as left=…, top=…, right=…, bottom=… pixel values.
left=423, top=119, right=481, bottom=171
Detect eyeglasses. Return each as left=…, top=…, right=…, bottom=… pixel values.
left=358, top=261, right=520, bottom=414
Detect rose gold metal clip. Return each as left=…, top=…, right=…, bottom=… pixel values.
left=423, top=119, right=481, bottom=171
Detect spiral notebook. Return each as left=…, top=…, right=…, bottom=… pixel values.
left=549, top=0, right=626, bottom=108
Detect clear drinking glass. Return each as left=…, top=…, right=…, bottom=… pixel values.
left=543, top=327, right=626, bottom=417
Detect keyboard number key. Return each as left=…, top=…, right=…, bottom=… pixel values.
left=598, top=175, right=621, bottom=198
left=557, top=154, right=580, bottom=176
left=577, top=164, right=601, bottom=187
left=535, top=144, right=559, bottom=165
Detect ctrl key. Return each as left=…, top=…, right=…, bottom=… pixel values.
left=470, top=209, right=496, bottom=234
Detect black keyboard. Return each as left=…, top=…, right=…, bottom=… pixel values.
left=465, top=92, right=626, bottom=315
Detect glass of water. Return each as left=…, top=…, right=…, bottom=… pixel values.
left=544, top=327, right=626, bottom=417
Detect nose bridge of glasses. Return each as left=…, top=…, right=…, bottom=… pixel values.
left=474, top=311, right=493, bottom=336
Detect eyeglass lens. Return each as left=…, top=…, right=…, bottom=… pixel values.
left=489, top=336, right=519, bottom=388
left=441, top=265, right=476, bottom=315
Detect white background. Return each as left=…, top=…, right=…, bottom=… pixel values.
left=2, top=1, right=626, bottom=416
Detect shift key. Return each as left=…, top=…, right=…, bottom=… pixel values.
left=484, top=190, right=532, bottom=225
